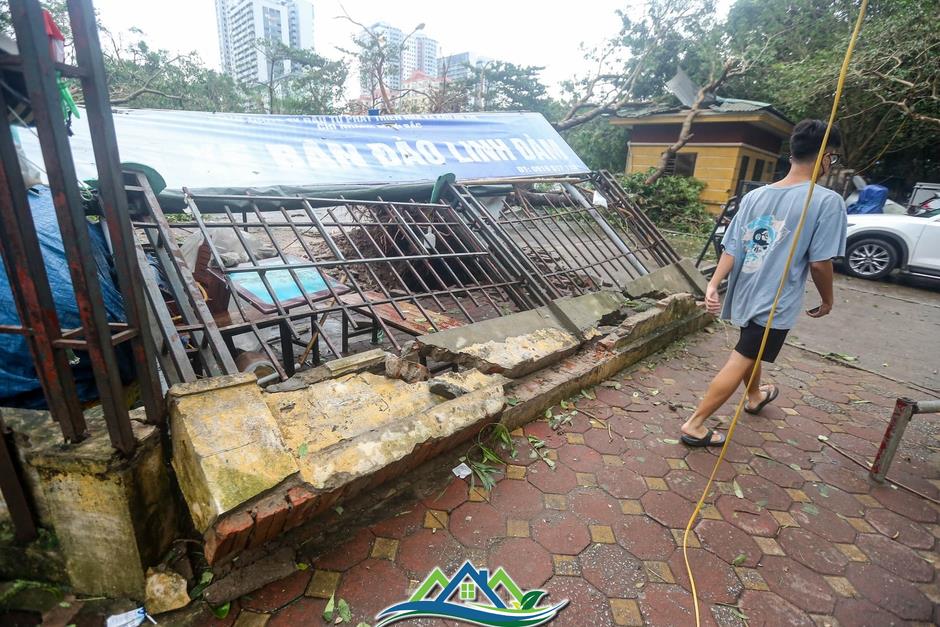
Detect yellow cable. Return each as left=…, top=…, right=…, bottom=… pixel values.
left=682, top=2, right=869, bottom=624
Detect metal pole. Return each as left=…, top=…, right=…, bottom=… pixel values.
left=11, top=0, right=135, bottom=454
left=0, top=90, right=87, bottom=442
left=68, top=0, right=164, bottom=426
left=870, top=397, right=916, bottom=482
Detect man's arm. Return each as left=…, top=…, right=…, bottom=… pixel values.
left=704, top=252, right=735, bottom=315
left=807, top=260, right=834, bottom=318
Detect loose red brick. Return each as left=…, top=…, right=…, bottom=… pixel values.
left=206, top=510, right=254, bottom=564
left=284, top=486, right=318, bottom=530
left=248, top=495, right=291, bottom=548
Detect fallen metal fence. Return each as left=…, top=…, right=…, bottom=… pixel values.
left=135, top=191, right=537, bottom=384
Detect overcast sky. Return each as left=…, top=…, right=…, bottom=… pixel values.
left=93, top=0, right=732, bottom=97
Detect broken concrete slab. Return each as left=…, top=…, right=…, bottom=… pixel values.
left=417, top=291, right=625, bottom=377
left=600, top=293, right=705, bottom=352
left=169, top=374, right=299, bottom=533
left=296, top=380, right=507, bottom=492
left=268, top=372, right=443, bottom=482
left=624, top=258, right=708, bottom=299
left=428, top=369, right=510, bottom=399
left=266, top=348, right=388, bottom=392
left=385, top=353, right=430, bottom=383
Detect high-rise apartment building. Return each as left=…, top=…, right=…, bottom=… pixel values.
left=438, top=52, right=492, bottom=83
left=216, top=0, right=315, bottom=84
left=357, top=22, right=439, bottom=97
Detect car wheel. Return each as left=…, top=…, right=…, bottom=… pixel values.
left=845, top=238, right=898, bottom=280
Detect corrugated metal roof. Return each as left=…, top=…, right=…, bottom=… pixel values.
left=615, top=96, right=791, bottom=123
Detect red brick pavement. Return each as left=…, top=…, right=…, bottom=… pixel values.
left=205, top=330, right=940, bottom=626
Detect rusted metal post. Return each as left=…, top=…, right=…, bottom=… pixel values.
left=0, top=89, right=88, bottom=442
left=11, top=0, right=135, bottom=454
left=68, top=0, right=164, bottom=424
left=0, top=416, right=37, bottom=542
left=870, top=398, right=940, bottom=482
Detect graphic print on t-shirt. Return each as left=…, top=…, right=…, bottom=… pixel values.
left=741, top=214, right=789, bottom=273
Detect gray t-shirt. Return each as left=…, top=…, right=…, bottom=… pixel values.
left=720, top=181, right=847, bottom=330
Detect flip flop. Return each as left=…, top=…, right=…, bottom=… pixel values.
left=745, top=384, right=779, bottom=415
left=680, top=428, right=726, bottom=447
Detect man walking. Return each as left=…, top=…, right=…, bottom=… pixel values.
left=680, top=119, right=848, bottom=447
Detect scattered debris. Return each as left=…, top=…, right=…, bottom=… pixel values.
left=144, top=568, right=190, bottom=615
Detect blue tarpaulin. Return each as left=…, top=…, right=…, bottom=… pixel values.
left=0, top=186, right=129, bottom=408
left=847, top=184, right=889, bottom=214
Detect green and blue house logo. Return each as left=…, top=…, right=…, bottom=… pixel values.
left=375, top=560, right=568, bottom=626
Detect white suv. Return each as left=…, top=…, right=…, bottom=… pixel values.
left=843, top=208, right=940, bottom=280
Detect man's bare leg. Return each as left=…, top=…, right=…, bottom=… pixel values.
left=681, top=350, right=756, bottom=442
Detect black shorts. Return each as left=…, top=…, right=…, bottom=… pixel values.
left=734, top=321, right=789, bottom=363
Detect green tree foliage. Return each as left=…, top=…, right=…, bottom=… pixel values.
left=618, top=168, right=712, bottom=233
left=561, top=118, right=629, bottom=172
left=721, top=0, right=940, bottom=189
left=251, top=39, right=347, bottom=115
left=463, top=61, right=552, bottom=116
left=99, top=29, right=246, bottom=112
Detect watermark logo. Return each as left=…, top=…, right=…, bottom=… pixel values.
left=375, top=560, right=568, bottom=626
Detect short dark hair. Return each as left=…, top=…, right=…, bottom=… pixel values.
left=789, top=119, right=842, bottom=162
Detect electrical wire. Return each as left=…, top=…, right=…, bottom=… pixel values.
left=682, top=2, right=870, bottom=624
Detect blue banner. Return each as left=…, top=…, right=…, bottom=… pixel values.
left=20, top=109, right=588, bottom=193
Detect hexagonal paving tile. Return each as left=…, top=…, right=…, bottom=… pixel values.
left=397, top=527, right=465, bottom=577
left=641, top=491, right=697, bottom=529
left=714, top=495, right=779, bottom=537
left=556, top=444, right=605, bottom=473
left=845, top=562, right=934, bottom=622
left=422, top=477, right=469, bottom=512
left=568, top=487, right=622, bottom=525
left=733, top=475, right=792, bottom=511
left=450, top=502, right=507, bottom=549
left=489, top=477, right=545, bottom=518
left=748, top=457, right=804, bottom=488
left=595, top=465, right=648, bottom=500
left=684, top=450, right=736, bottom=481
left=864, top=507, right=936, bottom=550
left=802, top=482, right=864, bottom=517
left=614, top=515, right=676, bottom=561
left=267, top=596, right=328, bottom=627
left=312, top=527, right=374, bottom=571
left=336, top=558, right=409, bottom=624
left=531, top=511, right=591, bottom=555
left=761, top=441, right=815, bottom=469
left=582, top=427, right=628, bottom=455
left=638, top=583, right=716, bottom=627
left=488, top=537, right=553, bottom=589
left=834, top=597, right=913, bottom=627
left=664, top=470, right=712, bottom=503
left=579, top=542, right=645, bottom=598
left=789, top=502, right=856, bottom=544
left=870, top=484, right=939, bottom=523
left=619, top=448, right=672, bottom=478
left=524, top=420, right=566, bottom=448
left=855, top=533, right=935, bottom=582
left=369, top=504, right=427, bottom=539
left=526, top=462, right=579, bottom=494
left=608, top=414, right=648, bottom=440
left=240, top=569, right=312, bottom=612
left=758, top=555, right=837, bottom=614
left=776, top=527, right=849, bottom=575
left=543, top=575, right=614, bottom=627
left=668, top=547, right=742, bottom=604
left=694, top=519, right=762, bottom=567
left=738, top=590, right=815, bottom=627
left=813, top=462, right=870, bottom=494
left=594, top=387, right=633, bottom=408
